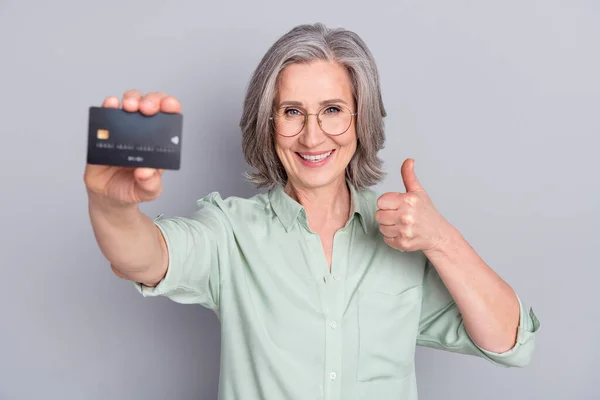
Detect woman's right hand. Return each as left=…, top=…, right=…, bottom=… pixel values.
left=83, top=90, right=182, bottom=207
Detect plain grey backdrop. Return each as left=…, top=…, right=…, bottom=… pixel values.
left=1, top=0, right=598, bottom=399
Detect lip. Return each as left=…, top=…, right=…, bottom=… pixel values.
left=295, top=149, right=335, bottom=168
left=297, top=150, right=334, bottom=156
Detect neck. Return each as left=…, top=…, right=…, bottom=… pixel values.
left=285, top=176, right=351, bottom=232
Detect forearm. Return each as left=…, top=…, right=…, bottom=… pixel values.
left=87, top=191, right=168, bottom=286
left=424, top=224, right=520, bottom=353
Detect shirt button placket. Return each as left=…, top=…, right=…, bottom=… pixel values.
left=308, top=227, right=347, bottom=400
left=326, top=232, right=347, bottom=400
left=328, top=280, right=343, bottom=400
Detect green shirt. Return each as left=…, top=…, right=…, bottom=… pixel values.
left=133, top=182, right=540, bottom=400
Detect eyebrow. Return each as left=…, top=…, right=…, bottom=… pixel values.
left=277, top=98, right=349, bottom=108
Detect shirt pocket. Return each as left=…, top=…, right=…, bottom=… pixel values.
left=356, top=284, right=423, bottom=382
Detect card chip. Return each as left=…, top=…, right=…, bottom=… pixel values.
left=97, top=129, right=109, bottom=140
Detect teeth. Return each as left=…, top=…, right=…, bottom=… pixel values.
left=299, top=151, right=332, bottom=162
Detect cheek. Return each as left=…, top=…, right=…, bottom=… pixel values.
left=274, top=136, right=295, bottom=160
left=336, top=129, right=358, bottom=154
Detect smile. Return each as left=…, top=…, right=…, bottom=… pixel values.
left=296, top=150, right=334, bottom=163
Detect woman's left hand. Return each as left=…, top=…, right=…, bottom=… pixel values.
left=375, top=158, right=455, bottom=253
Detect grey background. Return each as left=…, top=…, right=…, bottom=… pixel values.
left=1, top=0, right=598, bottom=399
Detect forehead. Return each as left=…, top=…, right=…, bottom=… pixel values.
left=276, top=60, right=353, bottom=104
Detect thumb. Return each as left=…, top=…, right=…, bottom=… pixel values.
left=134, top=168, right=162, bottom=197
left=401, top=158, right=424, bottom=192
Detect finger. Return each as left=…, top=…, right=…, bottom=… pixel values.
left=401, top=158, right=424, bottom=193
left=139, top=92, right=168, bottom=116
left=375, top=209, right=400, bottom=226
left=134, top=170, right=162, bottom=196
left=379, top=224, right=398, bottom=238
left=134, top=167, right=159, bottom=181
left=376, top=192, right=403, bottom=210
left=137, top=177, right=162, bottom=199
left=102, top=96, right=120, bottom=108
left=160, top=95, right=182, bottom=114
left=122, top=89, right=143, bottom=112
left=383, top=236, right=410, bottom=252
left=383, top=236, right=400, bottom=250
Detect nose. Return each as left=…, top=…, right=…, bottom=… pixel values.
left=298, top=114, right=326, bottom=148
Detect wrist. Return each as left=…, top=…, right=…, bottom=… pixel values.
left=87, top=189, right=138, bottom=212
left=87, top=191, right=141, bottom=227
left=426, top=222, right=463, bottom=260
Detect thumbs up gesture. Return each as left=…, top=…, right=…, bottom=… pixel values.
left=376, top=158, right=452, bottom=253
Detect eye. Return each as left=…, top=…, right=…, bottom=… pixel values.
left=323, top=106, right=341, bottom=114
left=284, top=108, right=303, bottom=116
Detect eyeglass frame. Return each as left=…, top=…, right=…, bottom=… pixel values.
left=268, top=104, right=358, bottom=137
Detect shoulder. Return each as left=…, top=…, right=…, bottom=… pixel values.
left=194, top=190, right=271, bottom=223
left=189, top=190, right=284, bottom=240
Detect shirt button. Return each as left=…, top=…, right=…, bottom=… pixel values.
left=330, top=321, right=337, bottom=329
left=329, top=372, right=337, bottom=380
left=333, top=273, right=341, bottom=281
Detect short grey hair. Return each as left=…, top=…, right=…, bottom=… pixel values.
left=239, top=23, right=387, bottom=190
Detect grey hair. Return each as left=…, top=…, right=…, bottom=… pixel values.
left=239, top=23, right=387, bottom=190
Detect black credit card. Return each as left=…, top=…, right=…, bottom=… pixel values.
left=87, top=106, right=183, bottom=170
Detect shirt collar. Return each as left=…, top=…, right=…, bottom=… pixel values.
left=267, top=181, right=370, bottom=234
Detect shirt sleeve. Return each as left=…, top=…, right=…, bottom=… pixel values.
left=131, top=192, right=233, bottom=312
left=416, top=257, right=541, bottom=368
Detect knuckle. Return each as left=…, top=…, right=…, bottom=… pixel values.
left=404, top=194, right=418, bottom=206
left=402, top=230, right=414, bottom=239
left=400, top=214, right=414, bottom=225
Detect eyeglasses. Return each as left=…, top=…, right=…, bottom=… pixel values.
left=269, top=104, right=357, bottom=137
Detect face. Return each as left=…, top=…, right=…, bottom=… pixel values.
left=273, top=60, right=357, bottom=191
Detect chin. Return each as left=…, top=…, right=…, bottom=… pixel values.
left=295, top=173, right=343, bottom=190
left=291, top=163, right=348, bottom=190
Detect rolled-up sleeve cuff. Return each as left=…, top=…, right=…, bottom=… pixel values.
left=475, top=295, right=541, bottom=368
left=131, top=215, right=181, bottom=297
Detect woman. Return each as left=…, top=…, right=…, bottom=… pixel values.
left=85, top=23, right=540, bottom=400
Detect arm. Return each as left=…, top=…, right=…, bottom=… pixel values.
left=423, top=226, right=520, bottom=353
left=417, top=248, right=540, bottom=367
left=88, top=191, right=168, bottom=287
left=376, top=158, right=540, bottom=366
left=131, top=192, right=233, bottom=310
